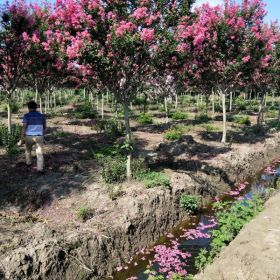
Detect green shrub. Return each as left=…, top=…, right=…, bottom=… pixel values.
left=76, top=207, right=91, bottom=222
left=95, top=118, right=125, bottom=137
left=4, top=102, right=21, bottom=113
left=96, top=155, right=127, bottom=184
left=133, top=96, right=146, bottom=106
left=234, top=115, right=251, bottom=126
left=203, top=124, right=220, bottom=133
left=171, top=111, right=188, bottom=120
left=164, top=125, right=183, bottom=141
left=234, top=97, right=247, bottom=110
left=74, top=102, right=96, bottom=119
left=197, top=103, right=206, bottom=112
left=214, top=103, right=223, bottom=113
left=96, top=152, right=146, bottom=184
left=137, top=171, right=170, bottom=189
left=195, top=195, right=264, bottom=271
left=266, top=110, right=277, bottom=119
left=0, top=124, right=20, bottom=155
left=194, top=113, right=211, bottom=124
left=180, top=194, right=199, bottom=214
left=137, top=113, right=153, bottom=125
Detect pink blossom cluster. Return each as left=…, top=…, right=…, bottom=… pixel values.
left=140, top=28, right=155, bottom=42
left=153, top=240, right=191, bottom=278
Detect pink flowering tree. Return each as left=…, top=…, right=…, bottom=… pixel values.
left=21, top=3, right=67, bottom=113
left=0, top=0, right=36, bottom=132
left=49, top=0, right=192, bottom=179
left=176, top=0, right=278, bottom=143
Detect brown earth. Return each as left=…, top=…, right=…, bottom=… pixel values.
left=0, top=104, right=280, bottom=279
left=195, top=191, right=280, bottom=280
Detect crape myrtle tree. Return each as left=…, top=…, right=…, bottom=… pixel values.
left=0, top=0, right=36, bottom=132
left=47, top=0, right=194, bottom=179
left=176, top=0, right=278, bottom=143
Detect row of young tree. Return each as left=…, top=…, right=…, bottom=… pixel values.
left=0, top=0, right=279, bottom=178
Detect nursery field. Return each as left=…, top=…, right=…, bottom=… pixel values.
left=1, top=90, right=280, bottom=280
left=0, top=0, right=280, bottom=279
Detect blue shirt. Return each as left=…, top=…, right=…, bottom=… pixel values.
left=22, top=111, right=46, bottom=136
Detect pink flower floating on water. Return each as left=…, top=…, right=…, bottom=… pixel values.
left=181, top=218, right=217, bottom=239
left=224, top=181, right=250, bottom=198
left=153, top=240, right=191, bottom=278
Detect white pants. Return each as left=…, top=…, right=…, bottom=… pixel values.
left=25, top=136, right=44, bottom=171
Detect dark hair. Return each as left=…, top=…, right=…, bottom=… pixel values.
left=27, top=101, right=37, bottom=110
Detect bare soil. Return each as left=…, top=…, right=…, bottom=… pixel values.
left=0, top=103, right=280, bottom=279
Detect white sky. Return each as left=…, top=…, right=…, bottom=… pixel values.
left=193, top=0, right=224, bottom=8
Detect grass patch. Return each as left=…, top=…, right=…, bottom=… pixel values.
left=170, top=111, right=188, bottom=120
left=137, top=171, right=170, bottom=189
left=194, top=113, right=211, bottom=124
left=234, top=115, right=251, bottom=126
left=164, top=125, right=184, bottom=141
left=137, top=113, right=153, bottom=125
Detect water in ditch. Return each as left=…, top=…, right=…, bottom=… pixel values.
left=109, top=158, right=279, bottom=280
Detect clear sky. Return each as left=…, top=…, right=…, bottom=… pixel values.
left=0, top=0, right=279, bottom=23
left=194, top=0, right=279, bottom=23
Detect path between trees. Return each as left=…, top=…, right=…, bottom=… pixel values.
left=195, top=192, right=280, bottom=280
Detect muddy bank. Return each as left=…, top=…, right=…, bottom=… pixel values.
left=1, top=133, right=280, bottom=280
left=194, top=191, right=280, bottom=280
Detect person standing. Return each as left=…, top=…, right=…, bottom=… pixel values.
left=18, top=101, right=46, bottom=173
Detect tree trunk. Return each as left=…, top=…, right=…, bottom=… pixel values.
left=44, top=96, right=47, bottom=114
left=257, top=93, right=266, bottom=128
left=229, top=91, right=233, bottom=113
left=106, top=88, right=109, bottom=104
left=205, top=94, right=209, bottom=114
left=164, top=97, right=168, bottom=124
left=39, top=97, right=43, bottom=114
left=221, top=91, right=227, bottom=144
left=175, top=94, right=178, bottom=110
left=54, top=92, right=56, bottom=108
left=35, top=80, right=38, bottom=103
left=7, top=100, right=12, bottom=134
left=101, top=93, right=104, bottom=120
left=83, top=88, right=86, bottom=99
left=272, top=90, right=275, bottom=106
left=212, top=89, right=215, bottom=115
left=124, top=102, right=132, bottom=180
left=96, top=93, right=99, bottom=112
left=278, top=103, right=280, bottom=122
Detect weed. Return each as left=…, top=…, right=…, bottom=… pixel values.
left=234, top=97, right=247, bottom=111
left=203, top=124, right=220, bottom=133
left=171, top=111, right=188, bottom=120
left=234, top=115, right=251, bottom=126
left=194, top=113, right=211, bottom=124
left=95, top=118, right=125, bottom=137
left=97, top=155, right=127, bottom=184
left=0, top=124, right=20, bottom=155
left=195, top=195, right=264, bottom=271
left=76, top=207, right=91, bottom=222
left=180, top=195, right=199, bottom=214
left=137, top=171, right=170, bottom=189
left=137, top=113, right=153, bottom=125
left=74, top=102, right=96, bottom=119
left=164, top=125, right=183, bottom=141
